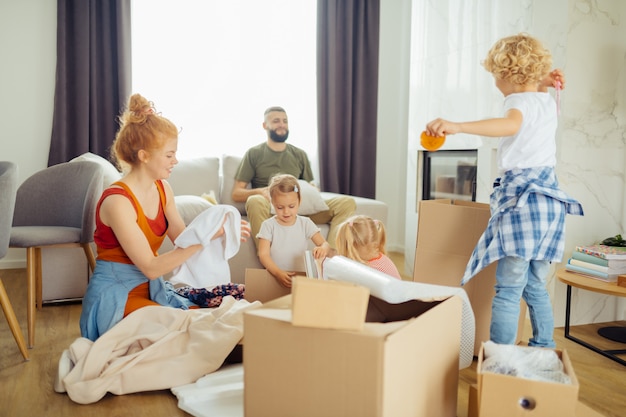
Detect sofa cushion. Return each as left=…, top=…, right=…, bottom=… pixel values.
left=70, top=152, right=122, bottom=189
left=175, top=195, right=214, bottom=225
left=221, top=154, right=247, bottom=214
left=168, top=157, right=220, bottom=198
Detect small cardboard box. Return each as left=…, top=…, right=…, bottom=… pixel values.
left=291, top=276, right=370, bottom=331
left=413, top=199, right=526, bottom=354
left=476, top=343, right=579, bottom=417
left=244, top=294, right=463, bottom=417
left=468, top=384, right=600, bottom=417
left=244, top=268, right=291, bottom=303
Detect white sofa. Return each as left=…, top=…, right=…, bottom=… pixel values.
left=74, top=153, right=389, bottom=284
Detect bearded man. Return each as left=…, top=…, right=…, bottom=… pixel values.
left=232, top=106, right=355, bottom=249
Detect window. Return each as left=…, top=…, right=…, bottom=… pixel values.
left=131, top=0, right=318, bottom=171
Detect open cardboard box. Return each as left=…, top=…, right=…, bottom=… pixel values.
left=413, top=199, right=527, bottom=355
left=244, top=268, right=292, bottom=303
left=243, top=283, right=464, bottom=417
left=475, top=343, right=579, bottom=417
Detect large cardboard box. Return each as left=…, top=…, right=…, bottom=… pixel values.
left=244, top=268, right=291, bottom=303
left=244, top=294, right=463, bottom=417
left=476, top=344, right=579, bottom=417
left=413, top=199, right=526, bottom=354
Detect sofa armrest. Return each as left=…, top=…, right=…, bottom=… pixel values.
left=320, top=192, right=388, bottom=225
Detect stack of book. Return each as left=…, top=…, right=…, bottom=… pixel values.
left=565, top=244, right=626, bottom=282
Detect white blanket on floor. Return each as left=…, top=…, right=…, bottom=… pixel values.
left=322, top=256, right=475, bottom=369
left=55, top=297, right=261, bottom=404
left=170, top=205, right=241, bottom=288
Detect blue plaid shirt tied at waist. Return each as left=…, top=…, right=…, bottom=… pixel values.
left=461, top=166, right=584, bottom=285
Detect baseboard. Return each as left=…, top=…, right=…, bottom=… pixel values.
left=0, top=259, right=26, bottom=269
left=386, top=243, right=405, bottom=253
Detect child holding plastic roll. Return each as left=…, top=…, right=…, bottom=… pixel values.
left=425, top=33, right=583, bottom=348
left=257, top=174, right=330, bottom=288
left=335, top=215, right=401, bottom=279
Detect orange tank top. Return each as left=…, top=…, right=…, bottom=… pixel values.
left=94, top=180, right=168, bottom=264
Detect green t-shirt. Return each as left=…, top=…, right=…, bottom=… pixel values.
left=235, top=142, right=314, bottom=189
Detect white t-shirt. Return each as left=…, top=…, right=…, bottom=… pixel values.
left=256, top=215, right=320, bottom=272
left=497, top=92, right=557, bottom=174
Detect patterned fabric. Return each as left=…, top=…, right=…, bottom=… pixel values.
left=461, top=166, right=583, bottom=285
left=175, top=283, right=246, bottom=308
left=367, top=253, right=402, bottom=279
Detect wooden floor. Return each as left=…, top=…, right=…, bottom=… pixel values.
left=1, top=254, right=625, bottom=416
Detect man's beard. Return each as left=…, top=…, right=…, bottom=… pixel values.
left=269, top=129, right=289, bottom=143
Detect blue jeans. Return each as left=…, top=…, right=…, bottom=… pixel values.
left=491, top=256, right=556, bottom=348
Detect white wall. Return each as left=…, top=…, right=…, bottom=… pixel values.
left=0, top=0, right=57, bottom=267
left=376, top=0, right=412, bottom=253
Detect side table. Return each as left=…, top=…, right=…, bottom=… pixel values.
left=557, top=269, right=626, bottom=366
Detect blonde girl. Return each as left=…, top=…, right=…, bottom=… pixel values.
left=257, top=174, right=330, bottom=287
left=335, top=215, right=401, bottom=279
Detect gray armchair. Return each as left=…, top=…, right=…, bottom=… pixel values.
left=0, top=161, right=28, bottom=360
left=9, top=160, right=104, bottom=347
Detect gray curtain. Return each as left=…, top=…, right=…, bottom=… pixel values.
left=317, top=0, right=380, bottom=198
left=48, top=0, right=131, bottom=166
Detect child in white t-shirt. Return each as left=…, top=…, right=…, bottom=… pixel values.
left=425, top=33, right=583, bottom=348
left=335, top=215, right=401, bottom=279
left=257, top=174, right=330, bottom=287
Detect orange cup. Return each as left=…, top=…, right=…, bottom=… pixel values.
left=420, top=131, right=446, bottom=151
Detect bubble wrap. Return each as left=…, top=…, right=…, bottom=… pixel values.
left=481, top=341, right=572, bottom=384
left=322, top=256, right=475, bottom=369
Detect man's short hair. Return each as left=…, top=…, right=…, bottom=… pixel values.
left=264, top=106, right=286, bottom=116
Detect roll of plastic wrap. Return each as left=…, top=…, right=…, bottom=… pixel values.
left=322, top=256, right=476, bottom=369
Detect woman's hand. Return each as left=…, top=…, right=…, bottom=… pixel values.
left=239, top=219, right=251, bottom=242
left=210, top=218, right=251, bottom=242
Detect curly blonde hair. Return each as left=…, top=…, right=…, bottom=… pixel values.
left=335, top=215, right=387, bottom=264
left=482, top=33, right=552, bottom=86
left=112, top=93, right=179, bottom=170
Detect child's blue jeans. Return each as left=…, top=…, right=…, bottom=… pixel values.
left=491, top=256, right=556, bottom=348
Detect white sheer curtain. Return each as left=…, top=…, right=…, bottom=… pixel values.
left=408, top=0, right=538, bottom=198
left=404, top=0, right=538, bottom=270
left=131, top=0, right=318, bottom=172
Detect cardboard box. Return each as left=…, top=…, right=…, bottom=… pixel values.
left=468, top=384, right=600, bottom=417
left=244, top=268, right=291, bottom=303
left=291, top=276, right=370, bottom=331
left=476, top=343, right=579, bottom=417
left=244, top=294, right=463, bottom=417
left=413, top=199, right=526, bottom=354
